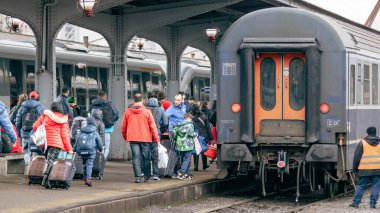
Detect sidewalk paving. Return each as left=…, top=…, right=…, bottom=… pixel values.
left=0, top=161, right=219, bottom=213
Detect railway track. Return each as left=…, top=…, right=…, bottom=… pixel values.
left=194, top=185, right=355, bottom=213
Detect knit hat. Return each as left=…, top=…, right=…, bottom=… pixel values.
left=367, top=126, right=377, bottom=136
left=67, top=96, right=75, bottom=104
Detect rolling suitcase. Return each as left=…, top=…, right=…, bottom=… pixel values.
left=92, top=152, right=106, bottom=179
left=73, top=155, right=84, bottom=179
left=163, top=139, right=178, bottom=177
left=48, top=152, right=76, bottom=190
left=27, top=156, right=47, bottom=185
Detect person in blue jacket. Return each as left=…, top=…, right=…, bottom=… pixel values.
left=165, top=94, right=187, bottom=134
left=0, top=101, right=17, bottom=149
left=15, top=91, right=44, bottom=165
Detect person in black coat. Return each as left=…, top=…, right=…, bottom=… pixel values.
left=190, top=104, right=213, bottom=171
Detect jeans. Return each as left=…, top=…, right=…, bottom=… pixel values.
left=353, top=175, right=380, bottom=207
left=22, top=137, right=31, bottom=165
left=178, top=151, right=192, bottom=175
left=103, top=133, right=110, bottom=159
left=42, top=147, right=61, bottom=187
left=151, top=142, right=159, bottom=177
left=130, top=142, right=151, bottom=179
left=82, top=154, right=96, bottom=179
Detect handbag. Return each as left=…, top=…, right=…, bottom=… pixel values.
left=198, top=135, right=208, bottom=153
left=193, top=137, right=202, bottom=155
left=204, top=144, right=217, bottom=159
left=157, top=143, right=169, bottom=168
left=31, top=119, right=47, bottom=152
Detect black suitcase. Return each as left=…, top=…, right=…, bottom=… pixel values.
left=73, top=155, right=84, bottom=179
left=48, top=153, right=76, bottom=190
left=92, top=152, right=106, bottom=179
left=163, top=139, right=178, bottom=177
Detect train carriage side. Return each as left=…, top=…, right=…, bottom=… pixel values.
left=216, top=7, right=379, bottom=196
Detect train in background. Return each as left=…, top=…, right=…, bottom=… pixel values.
left=0, top=39, right=211, bottom=110
left=217, top=7, right=380, bottom=200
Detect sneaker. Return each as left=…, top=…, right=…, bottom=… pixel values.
left=153, top=176, right=160, bottom=181
left=178, top=173, right=189, bottom=180
left=370, top=205, right=376, bottom=209
left=144, top=178, right=149, bottom=182
left=187, top=175, right=193, bottom=180
left=85, top=178, right=92, bottom=187
left=135, top=177, right=141, bottom=183
left=141, top=173, right=144, bottom=178
left=349, top=204, right=359, bottom=208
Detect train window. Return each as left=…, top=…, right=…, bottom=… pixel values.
left=26, top=64, right=35, bottom=94
left=350, top=65, right=355, bottom=105
left=75, top=67, right=87, bottom=110
left=363, top=64, right=370, bottom=105
left=152, top=76, right=159, bottom=85
left=9, top=60, right=23, bottom=96
left=142, top=72, right=150, bottom=93
left=132, top=73, right=141, bottom=95
left=99, top=68, right=108, bottom=93
left=289, top=58, right=305, bottom=110
left=88, top=67, right=98, bottom=104
left=62, top=64, right=74, bottom=90
left=260, top=58, right=276, bottom=110
left=357, top=63, right=362, bottom=104
left=205, top=78, right=210, bottom=87
left=373, top=64, right=379, bottom=105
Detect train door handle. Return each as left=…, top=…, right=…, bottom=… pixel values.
left=277, top=78, right=280, bottom=89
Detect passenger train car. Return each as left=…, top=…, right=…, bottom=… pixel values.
left=217, top=7, right=380, bottom=199
left=0, top=39, right=211, bottom=110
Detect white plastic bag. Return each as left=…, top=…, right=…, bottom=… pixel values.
left=194, top=137, right=202, bottom=155
left=31, top=120, right=47, bottom=152
left=158, top=143, right=168, bottom=169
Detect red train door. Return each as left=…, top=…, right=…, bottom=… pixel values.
left=254, top=53, right=305, bottom=135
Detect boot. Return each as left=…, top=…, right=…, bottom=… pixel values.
left=193, top=155, right=199, bottom=171
left=202, top=154, right=208, bottom=170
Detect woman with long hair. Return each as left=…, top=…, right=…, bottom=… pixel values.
left=9, top=94, right=28, bottom=124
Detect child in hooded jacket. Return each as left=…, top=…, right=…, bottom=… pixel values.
left=73, top=117, right=103, bottom=187
left=91, top=109, right=105, bottom=147
left=173, top=113, right=197, bottom=180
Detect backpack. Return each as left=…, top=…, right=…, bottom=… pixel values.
left=22, top=106, right=39, bottom=131
left=146, top=107, right=161, bottom=128
left=75, top=132, right=95, bottom=156
left=70, top=119, right=86, bottom=141
left=95, top=103, right=114, bottom=128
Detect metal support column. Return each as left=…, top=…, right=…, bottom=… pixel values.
left=167, top=26, right=181, bottom=102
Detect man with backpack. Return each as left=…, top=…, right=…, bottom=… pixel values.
left=89, top=91, right=119, bottom=160
left=0, top=101, right=17, bottom=152
left=16, top=91, right=44, bottom=165
left=145, top=94, right=168, bottom=180
left=56, top=86, right=73, bottom=120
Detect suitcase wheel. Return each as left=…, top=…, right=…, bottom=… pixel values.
left=28, top=180, right=32, bottom=185
left=98, top=176, right=103, bottom=180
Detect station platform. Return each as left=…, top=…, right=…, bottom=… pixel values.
left=0, top=160, right=235, bottom=213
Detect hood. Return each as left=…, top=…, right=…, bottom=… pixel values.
left=364, top=136, right=380, bottom=146
left=91, top=98, right=107, bottom=106
left=44, top=110, right=68, bottom=124
left=22, top=100, right=41, bottom=108
left=145, top=98, right=159, bottom=107
left=81, top=125, right=97, bottom=133
left=92, top=109, right=103, bottom=120
left=73, top=116, right=86, bottom=123
left=128, top=105, right=145, bottom=114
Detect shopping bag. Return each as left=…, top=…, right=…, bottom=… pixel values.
left=198, top=135, right=209, bottom=153
left=31, top=120, right=47, bottom=152
left=204, top=144, right=217, bottom=159
left=158, top=143, right=169, bottom=169
left=194, top=137, right=202, bottom=155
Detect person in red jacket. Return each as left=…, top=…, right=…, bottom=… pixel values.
left=33, top=102, right=73, bottom=188
left=121, top=93, right=160, bottom=183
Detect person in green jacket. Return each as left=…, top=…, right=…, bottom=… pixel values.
left=173, top=113, right=197, bottom=180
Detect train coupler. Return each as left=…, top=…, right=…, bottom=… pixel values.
left=277, top=150, right=289, bottom=176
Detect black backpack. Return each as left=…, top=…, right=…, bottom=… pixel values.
left=21, top=106, right=39, bottom=131
left=96, top=103, right=114, bottom=128
left=75, top=132, right=95, bottom=156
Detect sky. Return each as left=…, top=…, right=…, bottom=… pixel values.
left=305, top=0, right=380, bottom=30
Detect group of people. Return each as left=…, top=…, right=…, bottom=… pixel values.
left=121, top=91, right=216, bottom=183
left=0, top=86, right=119, bottom=187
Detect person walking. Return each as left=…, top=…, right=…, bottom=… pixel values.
left=15, top=91, right=44, bottom=165
left=90, top=91, right=119, bottom=160
left=0, top=101, right=17, bottom=148
left=32, top=102, right=73, bottom=189
left=145, top=95, right=168, bottom=180
left=9, top=94, right=28, bottom=125
left=67, top=96, right=81, bottom=118
left=73, top=117, right=103, bottom=187
left=56, top=86, right=73, bottom=119
left=120, top=93, right=160, bottom=183
left=92, top=109, right=105, bottom=146
left=350, top=126, right=380, bottom=209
